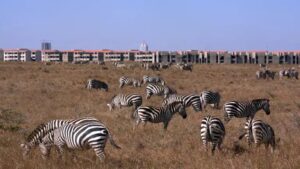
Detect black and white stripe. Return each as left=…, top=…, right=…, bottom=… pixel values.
left=119, top=76, right=141, bottom=88
left=20, top=117, right=99, bottom=156
left=133, top=102, right=187, bottom=130
left=162, top=94, right=202, bottom=112
left=224, top=99, right=270, bottom=123
left=200, top=91, right=221, bottom=110
left=107, top=94, right=143, bottom=111
left=146, top=83, right=177, bottom=99
left=239, top=119, right=275, bottom=152
left=39, top=121, right=121, bottom=161
left=200, top=116, right=225, bottom=155
left=142, top=75, right=165, bottom=85
left=86, top=79, right=108, bottom=91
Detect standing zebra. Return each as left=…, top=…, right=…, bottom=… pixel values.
left=146, top=83, right=177, bottom=99
left=200, top=91, right=221, bottom=110
left=239, top=119, right=275, bottom=152
left=86, top=79, right=108, bottom=91
left=224, top=98, right=270, bottom=123
left=133, top=102, right=187, bottom=130
left=200, top=116, right=225, bottom=155
left=162, top=94, right=202, bottom=112
left=20, top=117, right=99, bottom=157
left=107, top=94, right=143, bottom=111
left=39, top=121, right=121, bottom=161
left=119, top=76, right=141, bottom=88
left=142, top=75, right=165, bottom=85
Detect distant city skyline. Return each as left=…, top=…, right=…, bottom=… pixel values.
left=0, top=0, right=299, bottom=51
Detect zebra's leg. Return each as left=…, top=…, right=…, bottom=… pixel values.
left=119, top=83, right=124, bottom=88
left=91, top=144, right=106, bottom=162
left=133, top=118, right=141, bottom=131
left=163, top=121, right=169, bottom=130
left=211, top=143, right=217, bottom=155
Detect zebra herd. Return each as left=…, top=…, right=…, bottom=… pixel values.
left=21, top=73, right=278, bottom=163
left=256, top=67, right=298, bottom=80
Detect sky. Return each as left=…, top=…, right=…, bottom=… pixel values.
left=0, top=0, right=299, bottom=51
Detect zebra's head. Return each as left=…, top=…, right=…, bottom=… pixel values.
left=171, top=102, right=187, bottom=119
left=142, top=75, right=148, bottom=84
left=262, top=99, right=271, bottom=115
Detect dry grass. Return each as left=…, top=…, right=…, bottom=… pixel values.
left=0, top=62, right=299, bottom=169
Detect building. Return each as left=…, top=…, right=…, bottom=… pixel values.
left=3, top=49, right=31, bottom=62
left=41, top=50, right=62, bottom=62
left=134, top=51, right=155, bottom=63
left=31, top=50, right=42, bottom=61
left=0, top=49, right=3, bottom=61
left=139, top=42, right=149, bottom=52
left=41, top=42, right=51, bottom=50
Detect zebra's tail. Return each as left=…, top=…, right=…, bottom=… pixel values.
left=107, top=130, right=121, bottom=149
left=238, top=132, right=247, bottom=140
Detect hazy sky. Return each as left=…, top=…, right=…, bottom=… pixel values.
left=0, top=0, right=299, bottom=51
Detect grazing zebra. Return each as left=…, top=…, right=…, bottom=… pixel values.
left=39, top=121, right=121, bottom=161
left=224, top=98, right=270, bottom=123
left=256, top=70, right=267, bottom=79
left=133, top=102, right=187, bottom=130
left=200, top=91, right=221, bottom=110
left=146, top=83, right=177, bottom=99
left=86, top=79, right=108, bottom=91
left=107, top=94, right=143, bottom=111
left=119, top=76, right=141, bottom=88
left=200, top=116, right=225, bottom=155
left=239, top=119, right=275, bottom=152
left=142, top=75, right=165, bottom=85
left=20, top=117, right=99, bottom=157
left=162, top=94, right=202, bottom=112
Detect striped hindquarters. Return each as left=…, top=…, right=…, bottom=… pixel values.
left=243, top=119, right=275, bottom=152
left=200, top=116, right=225, bottom=154
left=200, top=91, right=221, bottom=109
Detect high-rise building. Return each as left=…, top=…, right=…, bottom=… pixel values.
left=41, top=41, right=51, bottom=50
left=139, top=42, right=149, bottom=52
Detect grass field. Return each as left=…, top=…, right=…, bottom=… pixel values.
left=0, top=62, right=299, bottom=169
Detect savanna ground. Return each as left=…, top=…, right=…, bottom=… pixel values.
left=0, top=62, right=299, bottom=169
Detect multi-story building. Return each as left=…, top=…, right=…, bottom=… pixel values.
left=3, top=49, right=31, bottom=62
left=134, top=51, right=155, bottom=63
left=41, top=50, right=62, bottom=62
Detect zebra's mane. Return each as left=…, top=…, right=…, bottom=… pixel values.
left=26, top=123, right=47, bottom=142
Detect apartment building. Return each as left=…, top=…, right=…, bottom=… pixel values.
left=41, top=50, right=62, bottom=62
left=134, top=51, right=155, bottom=63
left=3, top=49, right=31, bottom=62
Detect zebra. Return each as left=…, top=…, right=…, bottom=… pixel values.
left=20, top=117, right=99, bottom=157
left=107, top=94, right=142, bottom=111
left=86, top=79, right=108, bottom=91
left=162, top=94, right=202, bottom=112
left=200, top=91, right=221, bottom=110
left=146, top=83, right=177, bottom=99
left=256, top=70, right=267, bottom=79
left=119, top=76, right=141, bottom=88
left=223, top=98, right=270, bottom=123
left=133, top=102, right=187, bottom=130
left=142, top=75, right=165, bottom=85
left=239, top=119, right=275, bottom=152
left=200, top=116, right=225, bottom=155
left=39, top=121, right=121, bottom=161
